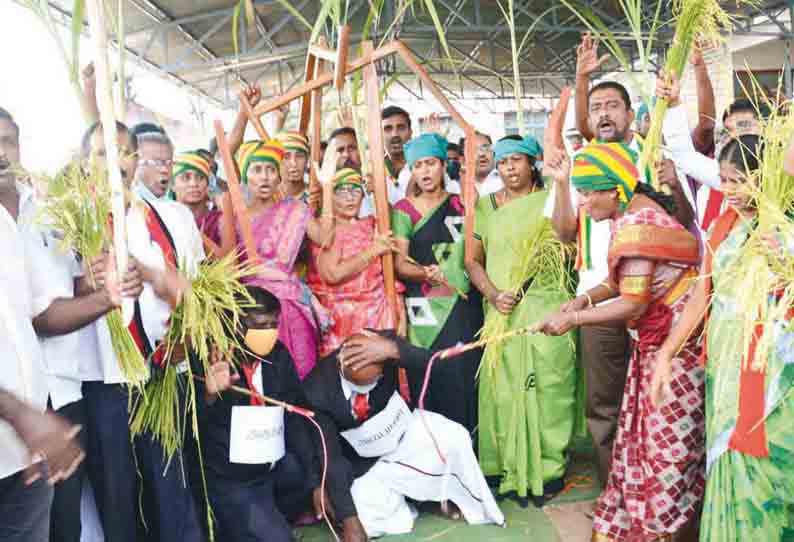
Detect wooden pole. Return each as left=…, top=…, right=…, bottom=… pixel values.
left=362, top=41, right=398, bottom=322
left=240, top=90, right=270, bottom=141
left=253, top=41, right=400, bottom=116
left=213, top=120, right=258, bottom=265
left=462, top=129, right=477, bottom=262
left=308, top=57, right=325, bottom=213
left=395, top=42, right=478, bottom=261
left=334, top=26, right=351, bottom=94
left=85, top=0, right=132, bottom=324
left=298, top=52, right=317, bottom=134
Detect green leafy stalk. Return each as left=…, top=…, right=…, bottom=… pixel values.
left=35, top=161, right=147, bottom=384
left=708, top=94, right=794, bottom=375
left=479, top=219, right=575, bottom=378
left=129, top=253, right=259, bottom=459
left=639, top=0, right=735, bottom=186
left=496, top=0, right=525, bottom=135
left=558, top=0, right=665, bottom=111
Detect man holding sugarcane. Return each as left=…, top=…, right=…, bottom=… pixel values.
left=80, top=120, right=205, bottom=542
left=0, top=107, right=142, bottom=542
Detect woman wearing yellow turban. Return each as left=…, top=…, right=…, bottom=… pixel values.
left=535, top=142, right=704, bottom=542
left=234, top=139, right=332, bottom=379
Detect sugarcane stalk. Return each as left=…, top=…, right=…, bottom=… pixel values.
left=85, top=0, right=132, bottom=326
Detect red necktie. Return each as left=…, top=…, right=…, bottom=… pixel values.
left=352, top=393, right=370, bottom=422
left=241, top=362, right=265, bottom=406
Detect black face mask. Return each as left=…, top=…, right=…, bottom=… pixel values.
left=447, top=160, right=461, bottom=180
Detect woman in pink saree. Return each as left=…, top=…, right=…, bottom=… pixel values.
left=234, top=139, right=332, bottom=379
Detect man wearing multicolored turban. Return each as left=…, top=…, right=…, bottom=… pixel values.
left=172, top=150, right=222, bottom=246
left=235, top=139, right=285, bottom=186
left=276, top=131, right=311, bottom=202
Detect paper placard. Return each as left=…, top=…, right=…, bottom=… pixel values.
left=229, top=406, right=285, bottom=464
left=341, top=392, right=412, bottom=457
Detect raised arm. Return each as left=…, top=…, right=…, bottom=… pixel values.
left=81, top=63, right=100, bottom=125
left=545, top=148, right=578, bottom=243
left=574, top=34, right=609, bottom=142
left=690, top=45, right=716, bottom=155
left=228, top=85, right=263, bottom=157
left=306, top=150, right=340, bottom=246
left=658, top=74, right=721, bottom=189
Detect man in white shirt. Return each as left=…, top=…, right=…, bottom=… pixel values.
left=465, top=132, right=503, bottom=197
left=355, top=109, right=461, bottom=218
left=80, top=121, right=205, bottom=542
left=133, top=130, right=174, bottom=202
left=0, top=108, right=140, bottom=542
left=546, top=79, right=637, bottom=489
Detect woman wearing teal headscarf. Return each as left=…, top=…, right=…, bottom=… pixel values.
left=392, top=133, right=483, bottom=435
left=465, top=135, right=578, bottom=505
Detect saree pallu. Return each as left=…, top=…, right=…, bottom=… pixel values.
left=307, top=217, right=398, bottom=358
left=700, top=219, right=794, bottom=542
left=240, top=199, right=330, bottom=380
left=392, top=195, right=482, bottom=433
left=474, top=191, right=577, bottom=498
left=196, top=208, right=222, bottom=247
left=593, top=207, right=705, bottom=542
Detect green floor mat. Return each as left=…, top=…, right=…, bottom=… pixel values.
left=296, top=438, right=599, bottom=541
left=295, top=500, right=558, bottom=542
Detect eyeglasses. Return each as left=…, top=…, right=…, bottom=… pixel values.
left=334, top=186, right=364, bottom=197
left=139, top=158, right=174, bottom=169
left=477, top=144, right=492, bottom=154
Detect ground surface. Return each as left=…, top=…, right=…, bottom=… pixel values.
left=297, top=441, right=599, bottom=542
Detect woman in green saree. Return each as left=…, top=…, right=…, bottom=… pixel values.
left=653, top=134, right=794, bottom=542
left=392, top=133, right=483, bottom=435
left=465, top=136, right=577, bottom=505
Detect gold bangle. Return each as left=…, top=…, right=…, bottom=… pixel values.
left=574, top=311, right=581, bottom=326
left=584, top=293, right=594, bottom=308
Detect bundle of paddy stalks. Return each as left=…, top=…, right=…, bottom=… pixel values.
left=640, top=0, right=736, bottom=188
left=478, top=218, right=575, bottom=378
left=129, top=252, right=259, bottom=459
left=129, top=252, right=258, bottom=541
left=720, top=103, right=794, bottom=373
left=35, top=160, right=147, bottom=384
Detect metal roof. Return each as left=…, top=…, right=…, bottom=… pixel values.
left=40, top=0, right=794, bottom=109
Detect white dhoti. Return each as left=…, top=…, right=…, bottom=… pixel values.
left=350, top=410, right=505, bottom=538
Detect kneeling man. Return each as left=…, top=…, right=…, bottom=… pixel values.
left=303, top=331, right=505, bottom=541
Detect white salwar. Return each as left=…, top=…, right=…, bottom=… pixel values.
left=350, top=410, right=505, bottom=538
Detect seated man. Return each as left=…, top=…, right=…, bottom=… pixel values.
left=303, top=331, right=505, bottom=541
left=193, top=286, right=316, bottom=542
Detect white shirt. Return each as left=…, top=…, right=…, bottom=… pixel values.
left=662, top=105, right=721, bottom=190
left=475, top=170, right=504, bottom=197
left=0, top=183, right=50, bottom=478
left=662, top=104, right=722, bottom=228
left=25, top=218, right=95, bottom=410
left=88, top=197, right=205, bottom=384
